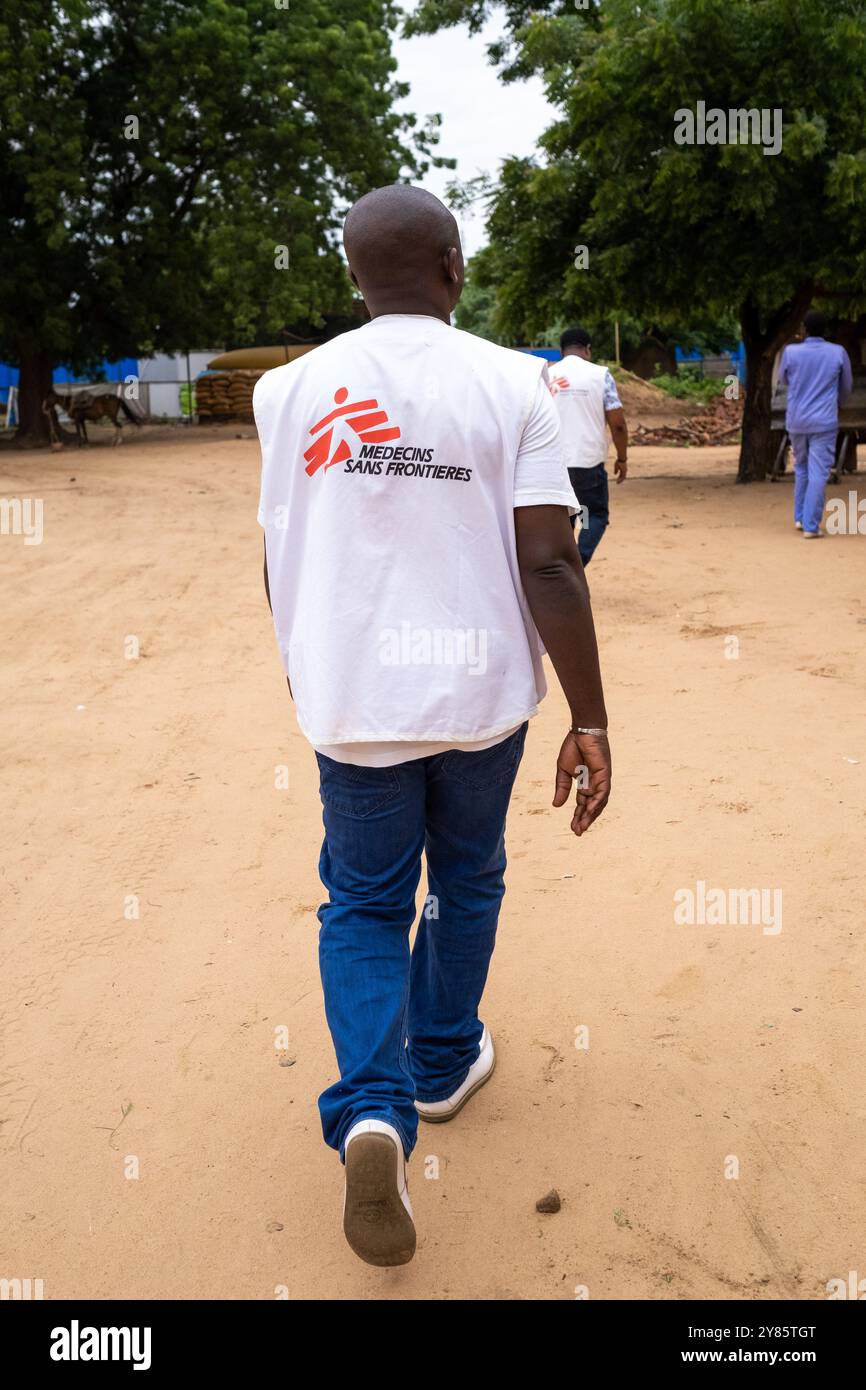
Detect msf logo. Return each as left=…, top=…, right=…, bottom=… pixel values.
left=304, top=387, right=400, bottom=476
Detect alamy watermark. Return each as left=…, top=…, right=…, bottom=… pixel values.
left=826, top=491, right=866, bottom=535
left=674, top=103, right=783, bottom=157
left=50, top=1322, right=151, bottom=1370
left=1, top=1276, right=44, bottom=1300
left=826, top=1270, right=866, bottom=1299
left=1, top=497, right=43, bottom=544
left=379, top=623, right=488, bottom=675
left=674, top=880, right=782, bottom=935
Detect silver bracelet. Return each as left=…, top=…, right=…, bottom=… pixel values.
left=570, top=726, right=608, bottom=737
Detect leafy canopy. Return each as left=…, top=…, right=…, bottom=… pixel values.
left=419, top=0, right=866, bottom=342
left=0, top=0, right=445, bottom=369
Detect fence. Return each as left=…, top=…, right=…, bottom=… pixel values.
left=1, top=380, right=199, bottom=428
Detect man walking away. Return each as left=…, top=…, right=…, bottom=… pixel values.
left=549, top=326, right=629, bottom=566
left=778, top=309, right=853, bottom=538
left=255, top=185, right=611, bottom=1267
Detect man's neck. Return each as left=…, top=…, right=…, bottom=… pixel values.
left=364, top=297, right=452, bottom=325
left=562, top=347, right=591, bottom=360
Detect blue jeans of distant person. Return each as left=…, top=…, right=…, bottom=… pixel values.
left=790, top=429, right=836, bottom=534
left=568, top=463, right=609, bottom=565
left=315, top=722, right=528, bottom=1161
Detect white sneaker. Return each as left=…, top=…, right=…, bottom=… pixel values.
left=342, top=1119, right=415, bottom=1266
left=803, top=529, right=824, bottom=539
left=794, top=520, right=803, bottom=530
left=415, top=1026, right=496, bottom=1124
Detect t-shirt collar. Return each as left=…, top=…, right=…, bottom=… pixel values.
left=364, top=314, right=451, bottom=328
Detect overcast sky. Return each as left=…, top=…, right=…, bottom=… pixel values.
left=392, top=14, right=553, bottom=258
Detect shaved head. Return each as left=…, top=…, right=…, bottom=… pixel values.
left=343, top=184, right=464, bottom=322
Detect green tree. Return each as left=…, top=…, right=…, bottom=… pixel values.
left=454, top=250, right=503, bottom=340
left=0, top=0, right=444, bottom=442
left=411, top=0, right=866, bottom=478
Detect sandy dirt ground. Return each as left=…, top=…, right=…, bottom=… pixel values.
left=2, top=424, right=865, bottom=1302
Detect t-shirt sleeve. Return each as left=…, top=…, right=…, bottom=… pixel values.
left=777, top=347, right=789, bottom=386
left=603, top=368, right=623, bottom=411
left=839, top=346, right=853, bottom=403
left=513, top=376, right=577, bottom=510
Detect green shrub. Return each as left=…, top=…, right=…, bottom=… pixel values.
left=651, top=366, right=727, bottom=402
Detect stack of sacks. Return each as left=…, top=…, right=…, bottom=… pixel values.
left=227, top=370, right=259, bottom=422
left=196, top=370, right=263, bottom=421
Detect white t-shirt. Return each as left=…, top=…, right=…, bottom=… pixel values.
left=255, top=316, right=575, bottom=766
left=549, top=355, right=622, bottom=470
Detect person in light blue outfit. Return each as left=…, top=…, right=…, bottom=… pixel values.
left=778, top=310, right=853, bottom=538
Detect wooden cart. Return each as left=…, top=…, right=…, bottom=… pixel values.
left=770, top=381, right=865, bottom=481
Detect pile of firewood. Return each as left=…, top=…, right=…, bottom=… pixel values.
left=196, top=370, right=262, bottom=422
left=632, top=393, right=743, bottom=446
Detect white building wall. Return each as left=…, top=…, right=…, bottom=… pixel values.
left=137, top=351, right=223, bottom=418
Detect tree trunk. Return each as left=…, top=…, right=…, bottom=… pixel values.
left=14, top=340, right=55, bottom=446
left=738, top=334, right=776, bottom=482
left=737, top=286, right=815, bottom=482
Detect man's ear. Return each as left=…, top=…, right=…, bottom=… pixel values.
left=443, top=246, right=461, bottom=285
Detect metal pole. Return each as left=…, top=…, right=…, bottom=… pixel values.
left=614, top=319, right=621, bottom=366
left=186, top=352, right=193, bottom=424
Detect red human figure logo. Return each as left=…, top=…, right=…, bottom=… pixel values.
left=304, top=387, right=401, bottom=476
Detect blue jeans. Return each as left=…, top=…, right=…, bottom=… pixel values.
left=791, top=429, right=836, bottom=533
left=568, top=464, right=609, bottom=566
left=315, top=723, right=528, bottom=1160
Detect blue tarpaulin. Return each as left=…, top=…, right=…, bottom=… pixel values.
left=0, top=357, right=139, bottom=404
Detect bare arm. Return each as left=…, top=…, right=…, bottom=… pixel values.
left=606, top=406, right=629, bottom=482
left=515, top=504, right=611, bottom=835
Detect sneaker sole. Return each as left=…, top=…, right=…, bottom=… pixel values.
left=416, top=1053, right=496, bottom=1124
left=343, top=1134, right=416, bottom=1267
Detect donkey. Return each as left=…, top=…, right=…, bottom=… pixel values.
left=43, top=389, right=142, bottom=447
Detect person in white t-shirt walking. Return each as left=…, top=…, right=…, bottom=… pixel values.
left=255, top=185, right=611, bottom=1267
left=549, top=326, right=629, bottom=566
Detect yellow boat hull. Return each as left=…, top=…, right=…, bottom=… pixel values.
left=206, top=345, right=317, bottom=371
